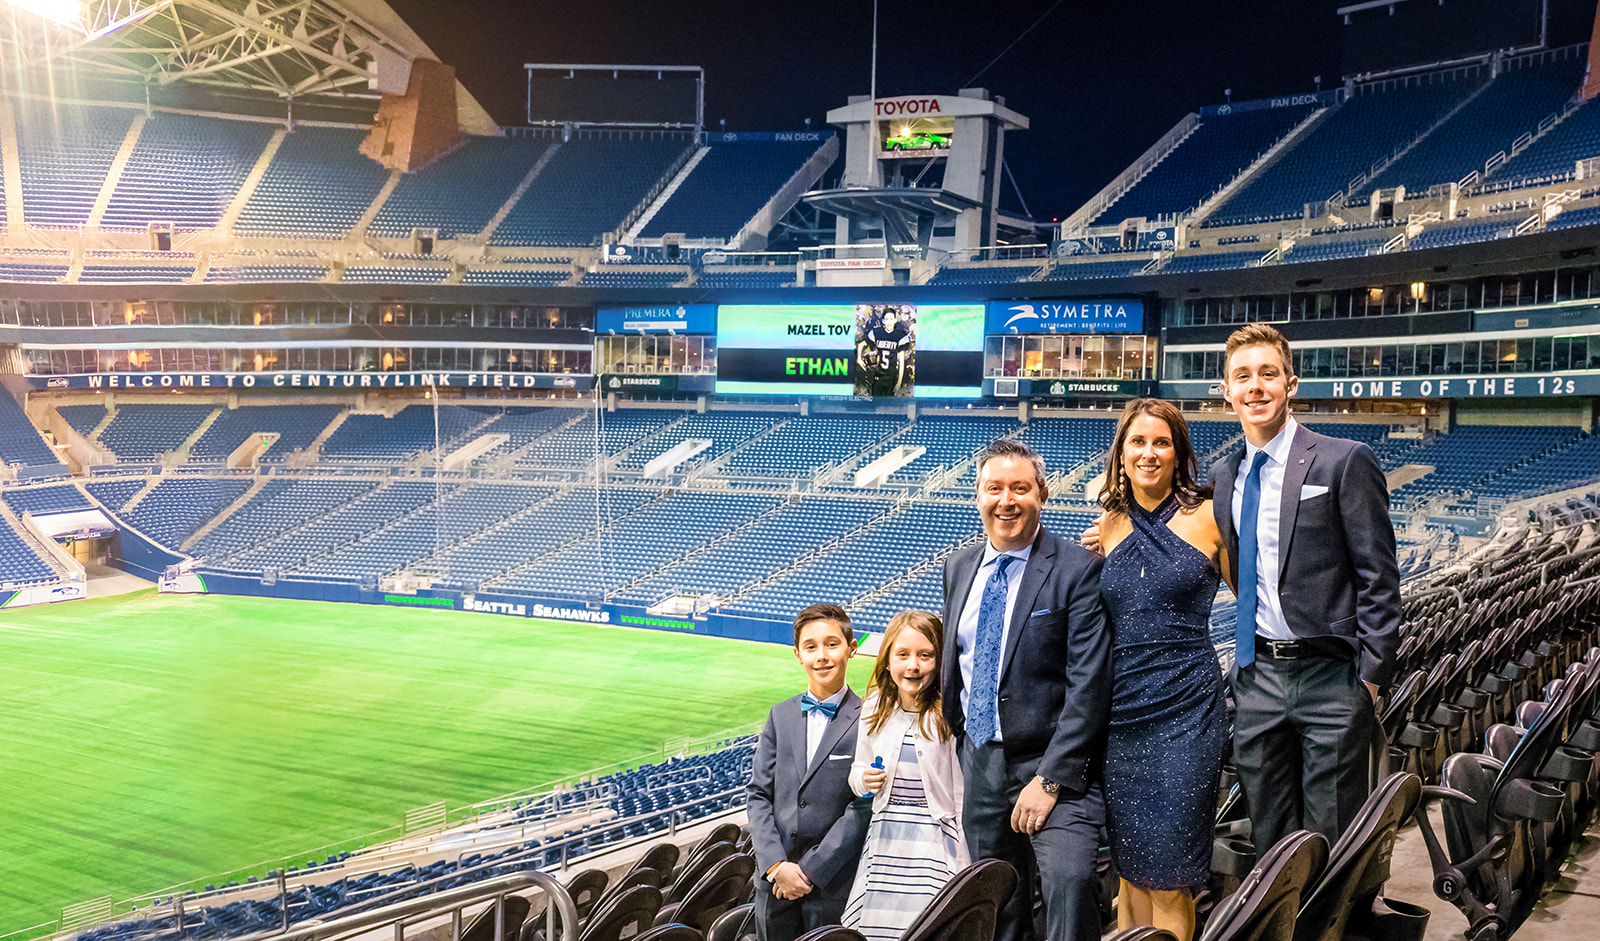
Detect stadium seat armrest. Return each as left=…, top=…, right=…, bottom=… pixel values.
left=1418, top=784, right=1475, bottom=805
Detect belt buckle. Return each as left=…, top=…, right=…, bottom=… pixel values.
left=1268, top=639, right=1298, bottom=659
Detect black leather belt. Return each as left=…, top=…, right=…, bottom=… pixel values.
left=1254, top=636, right=1349, bottom=661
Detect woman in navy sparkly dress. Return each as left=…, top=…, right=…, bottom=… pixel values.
left=1088, top=399, right=1229, bottom=941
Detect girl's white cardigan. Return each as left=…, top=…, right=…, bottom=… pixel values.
left=847, top=694, right=965, bottom=826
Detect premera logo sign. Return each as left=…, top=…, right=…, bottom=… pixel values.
left=597, top=304, right=715, bottom=334
left=985, top=299, right=1144, bottom=335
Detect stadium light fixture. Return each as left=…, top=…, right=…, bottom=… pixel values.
left=1, top=0, right=84, bottom=28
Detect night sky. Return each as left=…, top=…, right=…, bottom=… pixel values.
left=383, top=0, right=1588, bottom=223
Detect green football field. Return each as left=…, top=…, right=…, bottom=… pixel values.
left=0, top=590, right=875, bottom=936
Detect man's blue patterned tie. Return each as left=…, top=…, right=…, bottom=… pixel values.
left=967, top=554, right=1015, bottom=745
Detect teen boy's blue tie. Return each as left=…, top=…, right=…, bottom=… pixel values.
left=967, top=553, right=1015, bottom=746
left=800, top=692, right=839, bottom=719
left=1235, top=450, right=1271, bottom=668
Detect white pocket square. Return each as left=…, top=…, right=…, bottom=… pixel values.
left=1300, top=485, right=1330, bottom=500
left=827, top=754, right=850, bottom=760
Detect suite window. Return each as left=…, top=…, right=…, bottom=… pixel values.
left=1039, top=336, right=1063, bottom=377
left=1443, top=343, right=1463, bottom=375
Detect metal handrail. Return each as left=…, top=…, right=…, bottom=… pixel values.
left=227, top=871, right=577, bottom=941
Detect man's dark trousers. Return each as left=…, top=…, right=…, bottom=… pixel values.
left=962, top=739, right=1104, bottom=941
left=1234, top=653, right=1378, bottom=856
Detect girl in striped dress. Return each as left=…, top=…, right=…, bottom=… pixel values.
left=843, top=611, right=970, bottom=941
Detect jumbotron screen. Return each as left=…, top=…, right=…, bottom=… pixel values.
left=715, top=303, right=984, bottom=398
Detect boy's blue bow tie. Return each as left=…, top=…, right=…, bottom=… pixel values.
left=800, top=692, right=839, bottom=719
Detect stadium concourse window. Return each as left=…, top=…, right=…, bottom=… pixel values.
left=594, top=335, right=715, bottom=374
left=1163, top=267, right=1600, bottom=327
left=1164, top=335, right=1596, bottom=381
left=19, top=346, right=592, bottom=375
left=984, top=335, right=1157, bottom=380
left=0, top=299, right=594, bottom=330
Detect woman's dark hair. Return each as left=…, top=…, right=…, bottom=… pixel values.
left=1097, top=398, right=1213, bottom=515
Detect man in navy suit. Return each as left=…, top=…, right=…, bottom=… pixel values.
left=1212, top=323, right=1401, bottom=857
left=942, top=439, right=1112, bottom=941
left=748, top=603, right=869, bottom=941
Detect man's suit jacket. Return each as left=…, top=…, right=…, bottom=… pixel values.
left=746, top=689, right=869, bottom=897
left=940, top=528, right=1111, bottom=796
left=1211, top=423, right=1402, bottom=688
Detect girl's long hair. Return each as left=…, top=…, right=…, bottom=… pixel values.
left=864, top=610, right=950, bottom=742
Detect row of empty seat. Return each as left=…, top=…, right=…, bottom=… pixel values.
left=0, top=100, right=826, bottom=248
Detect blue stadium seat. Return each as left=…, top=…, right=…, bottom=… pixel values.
left=928, top=265, right=1041, bottom=284
left=578, top=267, right=688, bottom=288
left=1205, top=75, right=1482, bottom=228
left=1283, top=228, right=1394, bottom=262
left=319, top=405, right=489, bottom=462
left=233, top=127, right=390, bottom=237
left=187, top=479, right=379, bottom=560
left=1161, top=250, right=1261, bottom=274
left=1487, top=92, right=1600, bottom=186
left=0, top=262, right=67, bottom=282
left=369, top=134, right=555, bottom=239
left=1094, top=103, right=1317, bottom=224
left=490, top=135, right=689, bottom=246
left=0, top=394, right=61, bottom=469
left=205, top=264, right=328, bottom=283
left=101, top=113, right=274, bottom=230
left=96, top=404, right=217, bottom=461
left=1364, top=53, right=1585, bottom=196
left=14, top=103, right=133, bottom=229
left=695, top=268, right=796, bottom=289
left=640, top=138, right=829, bottom=240
left=120, top=477, right=254, bottom=548
left=188, top=405, right=343, bottom=464
left=719, top=415, right=903, bottom=478
left=461, top=268, right=572, bottom=286
left=79, top=263, right=195, bottom=283
left=0, top=518, right=60, bottom=588
left=1408, top=216, right=1521, bottom=251
left=2, top=484, right=93, bottom=517
left=1038, top=258, right=1150, bottom=280
left=340, top=266, right=451, bottom=284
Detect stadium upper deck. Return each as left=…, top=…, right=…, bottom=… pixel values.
left=0, top=43, right=1599, bottom=288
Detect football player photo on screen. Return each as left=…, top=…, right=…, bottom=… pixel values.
left=854, top=304, right=916, bottom=397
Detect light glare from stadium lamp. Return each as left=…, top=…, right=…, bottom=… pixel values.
left=2, top=0, right=85, bottom=28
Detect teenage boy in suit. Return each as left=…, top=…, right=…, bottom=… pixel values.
left=1212, top=322, right=1401, bottom=856
left=748, top=603, right=869, bottom=941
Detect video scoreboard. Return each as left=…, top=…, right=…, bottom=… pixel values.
left=715, top=303, right=985, bottom=398
left=598, top=296, right=1145, bottom=400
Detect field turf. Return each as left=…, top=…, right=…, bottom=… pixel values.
left=0, top=590, right=874, bottom=935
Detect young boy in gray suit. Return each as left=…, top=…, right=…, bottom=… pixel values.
left=747, top=603, right=870, bottom=941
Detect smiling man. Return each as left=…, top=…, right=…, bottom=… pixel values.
left=1211, top=323, right=1401, bottom=859
left=941, top=439, right=1112, bottom=941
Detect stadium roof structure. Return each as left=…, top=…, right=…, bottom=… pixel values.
left=803, top=185, right=1040, bottom=249
left=0, top=0, right=496, bottom=131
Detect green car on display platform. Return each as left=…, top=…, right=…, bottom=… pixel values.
left=883, top=132, right=951, bottom=152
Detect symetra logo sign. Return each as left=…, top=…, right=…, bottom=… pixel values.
left=985, top=299, right=1144, bottom=335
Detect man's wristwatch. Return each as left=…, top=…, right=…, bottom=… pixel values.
left=1036, top=776, right=1060, bottom=795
